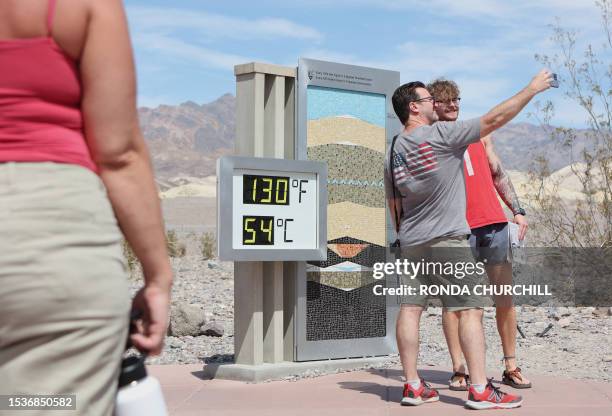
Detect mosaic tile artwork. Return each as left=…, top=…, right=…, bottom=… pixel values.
left=307, top=271, right=372, bottom=290
left=307, top=86, right=386, bottom=128
left=328, top=236, right=377, bottom=244
left=307, top=116, right=385, bottom=153
left=307, top=244, right=386, bottom=269
left=326, top=202, right=386, bottom=247
left=306, top=85, right=387, bottom=341
left=307, top=144, right=384, bottom=208
left=329, top=243, right=369, bottom=258
left=306, top=279, right=386, bottom=341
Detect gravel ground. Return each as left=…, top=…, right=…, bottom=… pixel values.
left=127, top=234, right=611, bottom=382
left=128, top=257, right=235, bottom=366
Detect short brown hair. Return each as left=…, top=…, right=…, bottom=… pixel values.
left=392, top=81, right=426, bottom=125
left=427, top=78, right=460, bottom=103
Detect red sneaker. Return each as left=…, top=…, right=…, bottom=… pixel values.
left=465, top=379, right=523, bottom=410
left=401, top=379, right=440, bottom=406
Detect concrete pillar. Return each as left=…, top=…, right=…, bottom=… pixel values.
left=233, top=262, right=263, bottom=365
left=233, top=62, right=296, bottom=365
left=263, top=262, right=284, bottom=363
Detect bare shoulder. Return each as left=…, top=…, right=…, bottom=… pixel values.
left=52, top=0, right=92, bottom=60
left=83, top=0, right=131, bottom=41
left=54, top=0, right=128, bottom=60
left=86, top=0, right=127, bottom=15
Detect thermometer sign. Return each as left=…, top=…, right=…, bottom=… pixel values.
left=217, top=156, right=327, bottom=261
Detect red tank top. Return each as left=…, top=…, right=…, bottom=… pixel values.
left=463, top=141, right=507, bottom=229
left=0, top=0, right=96, bottom=173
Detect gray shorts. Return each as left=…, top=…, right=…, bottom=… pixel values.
left=469, top=222, right=511, bottom=265
left=398, top=236, right=486, bottom=310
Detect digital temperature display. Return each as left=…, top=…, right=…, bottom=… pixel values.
left=242, top=216, right=295, bottom=245
left=243, top=216, right=274, bottom=245
left=217, top=156, right=327, bottom=261
left=243, top=175, right=290, bottom=205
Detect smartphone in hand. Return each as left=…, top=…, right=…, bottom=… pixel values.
left=550, top=73, right=559, bottom=88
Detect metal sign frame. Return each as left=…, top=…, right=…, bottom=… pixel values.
left=294, top=58, right=401, bottom=361
left=217, top=155, right=327, bottom=261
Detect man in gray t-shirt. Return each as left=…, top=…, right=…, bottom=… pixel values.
left=384, top=118, right=480, bottom=246
left=386, top=72, right=553, bottom=409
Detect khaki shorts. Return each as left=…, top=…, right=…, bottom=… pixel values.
left=0, top=163, right=130, bottom=416
left=398, top=236, right=486, bottom=311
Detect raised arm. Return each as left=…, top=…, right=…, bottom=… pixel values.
left=482, top=136, right=528, bottom=240
left=480, top=70, right=553, bottom=137
left=79, top=0, right=172, bottom=354
left=482, top=136, right=520, bottom=212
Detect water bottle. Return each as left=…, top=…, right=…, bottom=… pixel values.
left=115, top=354, right=168, bottom=416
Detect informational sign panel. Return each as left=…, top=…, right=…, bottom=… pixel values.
left=295, top=58, right=401, bottom=361
left=217, top=156, right=327, bottom=261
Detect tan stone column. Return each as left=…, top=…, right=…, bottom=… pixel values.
left=233, top=62, right=296, bottom=365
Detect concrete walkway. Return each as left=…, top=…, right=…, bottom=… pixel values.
left=150, top=364, right=612, bottom=415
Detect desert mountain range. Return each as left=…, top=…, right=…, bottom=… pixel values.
left=140, top=94, right=597, bottom=200
left=139, top=94, right=234, bottom=190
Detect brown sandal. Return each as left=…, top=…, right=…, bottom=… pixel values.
left=502, top=367, right=532, bottom=389
left=449, top=371, right=470, bottom=391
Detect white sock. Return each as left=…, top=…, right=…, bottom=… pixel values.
left=406, top=379, right=421, bottom=389
left=472, top=383, right=486, bottom=393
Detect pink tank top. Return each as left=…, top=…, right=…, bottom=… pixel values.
left=0, top=0, right=97, bottom=173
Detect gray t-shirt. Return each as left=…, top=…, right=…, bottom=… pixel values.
left=384, top=118, right=481, bottom=246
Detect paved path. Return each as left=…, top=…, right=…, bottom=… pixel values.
left=150, top=364, right=612, bottom=415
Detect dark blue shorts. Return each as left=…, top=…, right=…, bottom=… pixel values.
left=469, top=222, right=510, bottom=265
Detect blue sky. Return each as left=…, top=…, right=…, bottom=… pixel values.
left=125, top=0, right=607, bottom=127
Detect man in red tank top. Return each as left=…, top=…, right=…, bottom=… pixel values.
left=428, top=79, right=531, bottom=390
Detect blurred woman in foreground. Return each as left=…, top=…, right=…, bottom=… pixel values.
left=0, top=1, right=172, bottom=414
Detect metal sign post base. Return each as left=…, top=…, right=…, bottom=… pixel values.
left=203, top=356, right=394, bottom=383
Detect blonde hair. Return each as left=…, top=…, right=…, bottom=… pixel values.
left=427, top=78, right=460, bottom=103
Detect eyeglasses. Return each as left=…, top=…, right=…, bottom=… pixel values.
left=412, top=96, right=435, bottom=104
left=436, top=97, right=461, bottom=105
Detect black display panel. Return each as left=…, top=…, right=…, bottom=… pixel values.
left=242, top=215, right=275, bottom=245
left=243, top=175, right=290, bottom=205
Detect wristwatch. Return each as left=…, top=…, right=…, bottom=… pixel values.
left=514, top=208, right=526, bottom=216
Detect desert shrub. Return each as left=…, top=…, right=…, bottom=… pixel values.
left=530, top=0, right=612, bottom=247
left=200, top=232, right=216, bottom=260
left=166, top=230, right=187, bottom=257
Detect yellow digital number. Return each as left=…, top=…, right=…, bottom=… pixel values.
left=261, top=177, right=273, bottom=203
left=244, top=217, right=256, bottom=244
left=261, top=218, right=273, bottom=243
left=276, top=178, right=288, bottom=204
left=252, top=178, right=257, bottom=203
